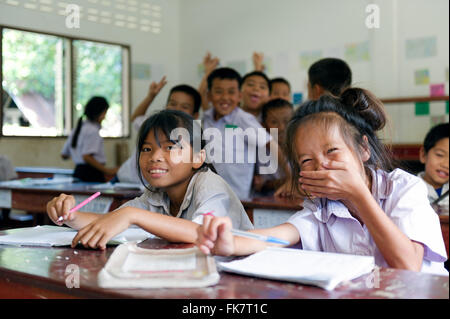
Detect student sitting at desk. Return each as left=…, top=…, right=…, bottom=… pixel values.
left=47, top=110, right=253, bottom=250
left=61, top=96, right=118, bottom=183
left=240, top=71, right=271, bottom=123
left=197, top=88, right=448, bottom=275
left=116, top=79, right=202, bottom=183
left=418, top=122, right=449, bottom=213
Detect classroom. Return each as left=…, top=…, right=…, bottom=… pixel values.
left=0, top=0, right=448, bottom=305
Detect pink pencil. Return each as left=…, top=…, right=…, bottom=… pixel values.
left=57, top=191, right=101, bottom=222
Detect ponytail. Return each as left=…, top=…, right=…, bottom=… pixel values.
left=71, top=116, right=84, bottom=148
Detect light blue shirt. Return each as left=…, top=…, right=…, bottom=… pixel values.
left=202, top=107, right=272, bottom=200
left=288, top=168, right=448, bottom=275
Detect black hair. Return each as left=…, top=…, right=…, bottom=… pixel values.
left=136, top=109, right=213, bottom=190
left=242, top=71, right=270, bottom=89
left=269, top=77, right=291, bottom=94
left=207, top=67, right=242, bottom=90
left=286, top=87, right=394, bottom=196
left=261, top=98, right=294, bottom=123
left=423, top=122, right=449, bottom=153
left=71, top=96, right=109, bottom=148
left=167, top=84, right=202, bottom=114
left=308, top=58, right=352, bottom=96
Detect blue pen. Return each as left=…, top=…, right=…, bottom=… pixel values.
left=231, top=229, right=289, bottom=245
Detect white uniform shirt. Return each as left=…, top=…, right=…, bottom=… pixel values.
left=61, top=120, right=106, bottom=165
left=117, top=167, right=254, bottom=230
left=287, top=168, right=448, bottom=276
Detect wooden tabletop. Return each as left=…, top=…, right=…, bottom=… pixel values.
left=0, top=234, right=447, bottom=299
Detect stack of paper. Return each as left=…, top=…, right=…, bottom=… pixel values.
left=0, top=225, right=154, bottom=247
left=98, top=243, right=220, bottom=288
left=218, top=246, right=375, bottom=290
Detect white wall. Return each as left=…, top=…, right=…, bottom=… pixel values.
left=0, top=0, right=182, bottom=167
left=179, top=0, right=449, bottom=143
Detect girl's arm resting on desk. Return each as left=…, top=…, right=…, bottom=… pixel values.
left=71, top=207, right=200, bottom=249
left=197, top=215, right=299, bottom=256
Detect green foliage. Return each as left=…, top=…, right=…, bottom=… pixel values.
left=2, top=29, right=58, bottom=100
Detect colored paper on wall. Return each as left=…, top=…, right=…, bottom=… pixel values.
left=274, top=52, right=290, bottom=77
left=293, top=92, right=303, bottom=105
left=405, top=37, right=437, bottom=59
left=414, top=69, right=430, bottom=85
left=446, top=101, right=449, bottom=114
left=151, top=64, right=164, bottom=82
left=344, top=41, right=370, bottom=62
left=415, top=102, right=430, bottom=116
left=430, top=83, right=445, bottom=97
left=299, top=50, right=322, bottom=70
left=132, top=63, right=151, bottom=80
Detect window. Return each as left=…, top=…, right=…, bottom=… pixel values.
left=1, top=26, right=130, bottom=137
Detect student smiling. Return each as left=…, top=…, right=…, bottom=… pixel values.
left=47, top=110, right=253, bottom=250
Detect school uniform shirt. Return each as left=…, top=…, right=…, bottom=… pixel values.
left=61, top=120, right=106, bottom=165
left=117, top=167, right=254, bottom=231
left=117, top=115, right=147, bottom=183
left=287, top=168, right=448, bottom=276
left=202, top=107, right=272, bottom=200
left=418, top=171, right=449, bottom=213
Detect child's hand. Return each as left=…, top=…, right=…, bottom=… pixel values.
left=252, top=52, right=265, bottom=71
left=203, top=52, right=219, bottom=75
left=298, top=160, right=369, bottom=202
left=71, top=210, right=131, bottom=250
left=196, top=215, right=235, bottom=256
left=148, top=76, right=167, bottom=98
left=46, top=194, right=77, bottom=226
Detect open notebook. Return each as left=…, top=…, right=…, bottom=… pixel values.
left=218, top=246, right=375, bottom=291
left=0, top=225, right=154, bottom=247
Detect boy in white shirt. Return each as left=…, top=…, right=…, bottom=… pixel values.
left=418, top=122, right=449, bottom=214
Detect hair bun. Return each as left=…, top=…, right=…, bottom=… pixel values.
left=340, top=87, right=386, bottom=132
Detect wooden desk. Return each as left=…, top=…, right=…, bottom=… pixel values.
left=0, top=182, right=142, bottom=225
left=0, top=236, right=447, bottom=299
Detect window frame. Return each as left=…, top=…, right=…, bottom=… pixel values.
left=0, top=24, right=131, bottom=139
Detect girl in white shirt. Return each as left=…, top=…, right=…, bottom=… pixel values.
left=197, top=88, right=448, bottom=275
left=61, top=96, right=117, bottom=182
left=48, top=110, right=253, bottom=250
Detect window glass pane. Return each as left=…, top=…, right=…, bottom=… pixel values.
left=73, top=40, right=123, bottom=137
left=2, top=28, right=65, bottom=136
